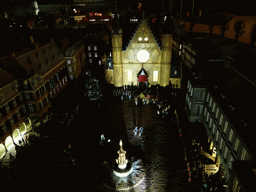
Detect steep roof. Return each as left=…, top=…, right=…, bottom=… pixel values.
left=209, top=71, right=256, bottom=155
left=137, top=67, right=148, bottom=76
left=0, top=68, right=16, bottom=88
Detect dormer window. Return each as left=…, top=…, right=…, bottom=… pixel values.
left=138, top=37, right=142, bottom=41
left=144, top=37, right=148, bottom=41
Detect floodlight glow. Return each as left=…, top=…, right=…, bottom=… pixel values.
left=137, top=50, right=149, bottom=63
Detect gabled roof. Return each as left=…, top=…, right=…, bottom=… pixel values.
left=209, top=70, right=256, bottom=155
left=121, top=13, right=163, bottom=51
left=0, top=68, right=16, bottom=88
left=137, top=67, right=148, bottom=77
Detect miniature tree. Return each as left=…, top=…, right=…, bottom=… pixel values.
left=219, top=16, right=232, bottom=37
left=234, top=20, right=245, bottom=42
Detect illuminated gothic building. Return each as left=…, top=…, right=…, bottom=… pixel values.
left=106, top=14, right=175, bottom=87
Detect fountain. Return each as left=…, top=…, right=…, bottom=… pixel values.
left=95, top=140, right=146, bottom=191
left=113, top=140, right=133, bottom=177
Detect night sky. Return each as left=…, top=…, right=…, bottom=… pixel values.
left=0, top=0, right=255, bottom=15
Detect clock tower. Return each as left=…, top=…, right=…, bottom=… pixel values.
left=110, top=14, right=173, bottom=87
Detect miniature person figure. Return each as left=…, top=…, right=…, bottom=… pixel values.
left=101, top=134, right=106, bottom=141
left=138, top=126, right=143, bottom=137
left=133, top=127, right=138, bottom=136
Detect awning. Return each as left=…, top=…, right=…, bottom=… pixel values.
left=138, top=75, right=147, bottom=82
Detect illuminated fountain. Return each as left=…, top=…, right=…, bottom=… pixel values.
left=95, top=140, right=146, bottom=191
left=113, top=140, right=133, bottom=177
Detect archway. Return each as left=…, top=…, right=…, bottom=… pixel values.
left=19, top=123, right=27, bottom=135
left=0, top=143, right=6, bottom=159
left=12, top=129, right=22, bottom=146
left=25, top=117, right=33, bottom=132
left=5, top=136, right=14, bottom=151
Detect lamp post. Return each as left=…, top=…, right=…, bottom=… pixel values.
left=192, top=0, right=195, bottom=17
left=180, top=0, right=183, bottom=18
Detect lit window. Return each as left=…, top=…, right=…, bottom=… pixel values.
left=212, top=124, right=216, bottom=134
left=94, top=46, right=97, bottom=51
left=179, top=44, right=182, bottom=49
left=216, top=130, right=219, bottom=142
left=153, top=71, right=158, bottom=82
left=219, top=114, right=223, bottom=126
left=210, top=118, right=213, bottom=128
left=89, top=53, right=92, bottom=57
left=88, top=46, right=91, bottom=51
left=224, top=121, right=228, bottom=133
left=190, top=87, right=193, bottom=96
left=209, top=98, right=213, bottom=107
left=138, top=37, right=142, bottom=41
left=224, top=146, right=229, bottom=159
left=89, top=59, right=92, bottom=63
left=179, top=51, right=181, bottom=56
left=110, top=52, right=112, bottom=57
left=94, top=52, right=98, bottom=57
left=174, top=70, right=177, bottom=75
left=241, top=148, right=248, bottom=160
left=228, top=129, right=233, bottom=142
left=144, top=37, right=148, bottom=41
left=67, top=60, right=71, bottom=64
left=99, top=60, right=101, bottom=65
left=215, top=108, right=219, bottom=118
left=204, top=107, right=207, bottom=117
left=212, top=102, right=216, bottom=112
left=220, top=138, right=223, bottom=150
left=206, top=112, right=209, bottom=122
left=234, top=138, right=240, bottom=151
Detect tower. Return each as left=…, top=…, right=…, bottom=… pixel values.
left=160, top=14, right=173, bottom=86
left=112, top=13, right=123, bottom=87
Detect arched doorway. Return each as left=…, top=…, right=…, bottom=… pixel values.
left=12, top=129, right=22, bottom=146
left=0, top=143, right=6, bottom=159
left=19, top=123, right=27, bottom=135
left=5, top=136, right=14, bottom=151
left=137, top=67, right=148, bottom=92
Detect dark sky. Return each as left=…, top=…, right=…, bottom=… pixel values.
left=1, top=0, right=255, bottom=15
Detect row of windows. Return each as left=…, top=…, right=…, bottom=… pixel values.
left=1, top=104, right=28, bottom=136
left=205, top=105, right=248, bottom=162
left=88, top=46, right=97, bottom=51
left=88, top=52, right=98, bottom=57
left=0, top=70, right=66, bottom=121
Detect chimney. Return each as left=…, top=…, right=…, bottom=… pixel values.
left=30, top=36, right=34, bottom=44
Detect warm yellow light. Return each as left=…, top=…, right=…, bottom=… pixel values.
left=138, top=37, right=142, bottom=41
left=144, top=37, right=148, bottom=41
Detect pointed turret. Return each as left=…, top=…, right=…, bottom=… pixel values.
left=113, top=13, right=122, bottom=34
